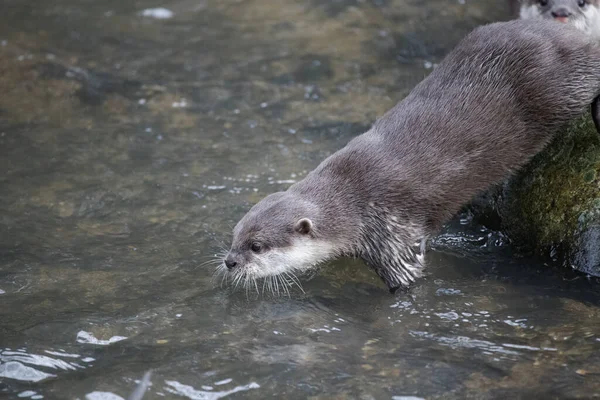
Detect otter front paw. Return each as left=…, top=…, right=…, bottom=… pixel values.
left=366, top=260, right=423, bottom=294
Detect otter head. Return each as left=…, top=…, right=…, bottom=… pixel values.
left=222, top=191, right=336, bottom=286
left=519, top=0, right=600, bottom=32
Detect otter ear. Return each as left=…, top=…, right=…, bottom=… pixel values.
left=294, top=218, right=313, bottom=235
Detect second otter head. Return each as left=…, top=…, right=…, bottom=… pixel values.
left=223, top=192, right=337, bottom=283
left=519, top=0, right=600, bottom=28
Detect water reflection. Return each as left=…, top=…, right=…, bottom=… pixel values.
left=164, top=380, right=260, bottom=400
left=1, top=0, right=600, bottom=399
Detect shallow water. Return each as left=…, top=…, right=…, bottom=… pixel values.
left=1, top=0, right=600, bottom=399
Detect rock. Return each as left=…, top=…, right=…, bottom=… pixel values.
left=474, top=115, right=600, bottom=276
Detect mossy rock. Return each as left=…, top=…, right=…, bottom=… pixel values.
left=494, top=115, right=600, bottom=276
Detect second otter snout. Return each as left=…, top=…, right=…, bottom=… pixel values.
left=551, top=7, right=573, bottom=21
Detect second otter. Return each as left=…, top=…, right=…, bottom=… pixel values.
left=222, top=20, right=600, bottom=293
left=510, top=0, right=600, bottom=38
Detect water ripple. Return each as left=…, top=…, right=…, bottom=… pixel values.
left=0, top=348, right=92, bottom=382
left=164, top=379, right=260, bottom=400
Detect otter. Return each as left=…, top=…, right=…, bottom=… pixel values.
left=510, top=0, right=600, bottom=38
left=220, top=19, right=600, bottom=294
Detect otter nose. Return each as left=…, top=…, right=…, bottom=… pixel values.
left=224, top=255, right=238, bottom=270
left=551, top=8, right=572, bottom=19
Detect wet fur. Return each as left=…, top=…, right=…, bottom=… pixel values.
left=226, top=19, right=600, bottom=293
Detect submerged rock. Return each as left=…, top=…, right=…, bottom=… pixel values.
left=475, top=116, right=600, bottom=276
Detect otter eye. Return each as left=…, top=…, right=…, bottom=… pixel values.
left=251, top=242, right=263, bottom=253
left=578, top=0, right=587, bottom=7
left=539, top=0, right=548, bottom=6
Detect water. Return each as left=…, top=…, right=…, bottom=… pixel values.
left=1, top=0, right=600, bottom=399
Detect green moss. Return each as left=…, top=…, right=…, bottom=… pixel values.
left=499, top=115, right=600, bottom=257
left=583, top=170, right=597, bottom=183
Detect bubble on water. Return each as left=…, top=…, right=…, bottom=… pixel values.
left=390, top=300, right=412, bottom=309
left=435, top=312, right=460, bottom=321
left=503, top=319, right=528, bottom=329
left=171, top=99, right=187, bottom=108
left=0, top=289, right=5, bottom=294
left=308, top=324, right=341, bottom=334
left=435, top=288, right=462, bottom=296
left=140, top=8, right=174, bottom=19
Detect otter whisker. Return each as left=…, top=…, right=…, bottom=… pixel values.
left=261, top=276, right=268, bottom=294
left=284, top=271, right=305, bottom=294
left=276, top=275, right=284, bottom=297
left=244, top=277, right=250, bottom=299
left=232, top=271, right=244, bottom=291
left=280, top=275, right=291, bottom=297
left=270, top=276, right=276, bottom=297
left=281, top=275, right=291, bottom=297
left=273, top=274, right=280, bottom=296
left=211, top=263, right=229, bottom=288
left=220, top=269, right=229, bottom=287
left=205, top=259, right=225, bottom=270
left=253, top=277, right=260, bottom=295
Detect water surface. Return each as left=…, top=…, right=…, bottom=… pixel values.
left=2, top=0, right=600, bottom=399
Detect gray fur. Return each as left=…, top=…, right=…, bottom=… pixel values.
left=510, top=0, right=600, bottom=38
left=224, top=19, right=600, bottom=293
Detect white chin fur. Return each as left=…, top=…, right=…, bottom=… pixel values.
left=582, top=6, right=600, bottom=39
left=247, top=238, right=336, bottom=278
left=519, top=5, right=542, bottom=19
